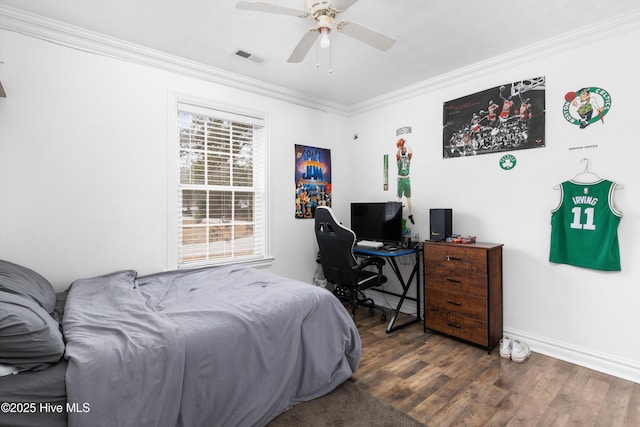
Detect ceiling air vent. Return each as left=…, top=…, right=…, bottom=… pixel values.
left=234, top=49, right=265, bottom=64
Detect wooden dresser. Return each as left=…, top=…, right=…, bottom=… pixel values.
left=423, top=241, right=503, bottom=352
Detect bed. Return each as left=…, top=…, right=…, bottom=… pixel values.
left=0, top=260, right=361, bottom=427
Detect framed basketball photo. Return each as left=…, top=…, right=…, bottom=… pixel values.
left=443, top=76, right=546, bottom=158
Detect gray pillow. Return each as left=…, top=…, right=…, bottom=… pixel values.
left=0, top=291, right=65, bottom=371
left=0, top=260, right=56, bottom=313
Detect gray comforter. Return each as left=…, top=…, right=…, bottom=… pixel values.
left=62, top=265, right=361, bottom=427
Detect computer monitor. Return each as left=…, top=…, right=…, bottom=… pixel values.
left=350, top=202, right=403, bottom=244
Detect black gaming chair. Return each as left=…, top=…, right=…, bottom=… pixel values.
left=314, top=206, right=387, bottom=321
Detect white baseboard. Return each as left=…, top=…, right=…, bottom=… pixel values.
left=504, top=327, right=640, bottom=384
left=364, top=290, right=420, bottom=317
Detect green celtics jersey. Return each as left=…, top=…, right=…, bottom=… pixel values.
left=549, top=180, right=622, bottom=271
left=397, top=153, right=411, bottom=176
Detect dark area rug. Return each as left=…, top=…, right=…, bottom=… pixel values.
left=267, top=379, right=425, bottom=426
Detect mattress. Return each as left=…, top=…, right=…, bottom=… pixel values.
left=0, top=292, right=68, bottom=427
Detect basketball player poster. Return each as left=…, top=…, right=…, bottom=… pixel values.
left=394, top=135, right=415, bottom=225
left=294, top=144, right=332, bottom=219
left=442, top=76, right=546, bottom=158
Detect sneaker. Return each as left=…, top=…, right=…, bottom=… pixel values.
left=510, top=339, right=531, bottom=363
left=499, top=336, right=512, bottom=359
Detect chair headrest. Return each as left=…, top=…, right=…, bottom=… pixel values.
left=315, top=206, right=356, bottom=240
left=315, top=206, right=340, bottom=223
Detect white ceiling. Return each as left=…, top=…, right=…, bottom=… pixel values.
left=1, top=0, right=639, bottom=109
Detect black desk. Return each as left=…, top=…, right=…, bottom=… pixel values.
left=353, top=245, right=421, bottom=333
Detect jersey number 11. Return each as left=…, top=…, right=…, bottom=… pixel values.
left=570, top=207, right=596, bottom=231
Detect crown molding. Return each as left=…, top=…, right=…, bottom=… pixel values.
left=2, top=5, right=639, bottom=117
left=0, top=4, right=350, bottom=115
left=348, top=9, right=640, bottom=116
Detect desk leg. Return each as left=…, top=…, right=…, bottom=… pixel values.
left=385, top=253, right=421, bottom=333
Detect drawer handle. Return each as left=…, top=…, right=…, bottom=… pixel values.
left=446, top=278, right=461, bottom=284
left=447, top=321, right=461, bottom=329
left=445, top=256, right=461, bottom=261
left=447, top=300, right=461, bottom=306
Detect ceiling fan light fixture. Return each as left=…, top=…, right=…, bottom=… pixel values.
left=237, top=0, right=396, bottom=63
left=319, top=27, right=331, bottom=49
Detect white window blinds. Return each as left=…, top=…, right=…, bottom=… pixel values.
left=176, top=102, right=266, bottom=267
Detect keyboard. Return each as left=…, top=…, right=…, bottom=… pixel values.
left=356, top=240, right=384, bottom=249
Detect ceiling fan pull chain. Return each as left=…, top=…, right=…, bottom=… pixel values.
left=328, top=35, right=333, bottom=74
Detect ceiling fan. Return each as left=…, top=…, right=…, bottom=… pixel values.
left=236, top=0, right=396, bottom=63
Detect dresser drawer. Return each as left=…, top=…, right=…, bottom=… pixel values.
left=424, top=271, right=487, bottom=298
left=425, top=288, right=487, bottom=322
left=425, top=308, right=488, bottom=346
left=424, top=245, right=488, bottom=276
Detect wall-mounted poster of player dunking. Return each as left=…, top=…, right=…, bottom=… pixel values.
left=295, top=144, right=331, bottom=219
left=443, top=76, right=546, bottom=158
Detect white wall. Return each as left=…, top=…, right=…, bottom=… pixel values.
left=0, top=29, right=348, bottom=288
left=2, top=15, right=640, bottom=384
left=348, top=23, right=640, bottom=381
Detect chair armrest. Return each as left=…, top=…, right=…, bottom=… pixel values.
left=362, top=256, right=386, bottom=267
left=353, top=256, right=385, bottom=272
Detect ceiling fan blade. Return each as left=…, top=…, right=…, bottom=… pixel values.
left=337, top=20, right=395, bottom=51
left=236, top=1, right=308, bottom=17
left=331, top=0, right=359, bottom=12
left=287, top=29, right=318, bottom=63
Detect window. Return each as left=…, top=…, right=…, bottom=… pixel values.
left=174, top=101, right=268, bottom=268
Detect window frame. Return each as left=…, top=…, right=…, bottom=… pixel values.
left=167, top=92, right=272, bottom=270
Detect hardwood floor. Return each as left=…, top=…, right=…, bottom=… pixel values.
left=350, top=308, right=640, bottom=426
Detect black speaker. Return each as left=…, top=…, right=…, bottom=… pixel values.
left=430, top=209, right=452, bottom=241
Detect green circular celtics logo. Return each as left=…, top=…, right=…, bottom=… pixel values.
left=499, top=154, right=516, bottom=170
left=563, top=87, right=611, bottom=129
